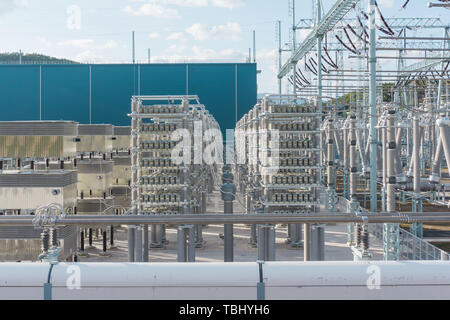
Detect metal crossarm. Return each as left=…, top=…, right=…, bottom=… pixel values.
left=278, top=0, right=359, bottom=79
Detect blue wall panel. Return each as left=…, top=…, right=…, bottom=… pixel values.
left=237, top=64, right=257, bottom=123
left=188, top=64, right=236, bottom=132
left=42, top=65, right=90, bottom=123
left=0, top=66, right=40, bottom=121
left=140, top=64, right=187, bottom=96
left=0, top=63, right=257, bottom=131
left=91, top=65, right=135, bottom=126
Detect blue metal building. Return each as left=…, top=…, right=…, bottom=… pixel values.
left=0, top=63, right=257, bottom=132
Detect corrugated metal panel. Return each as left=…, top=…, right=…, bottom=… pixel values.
left=112, top=157, right=130, bottom=166
left=113, top=126, right=131, bottom=135
left=77, top=198, right=114, bottom=214
left=0, top=136, right=64, bottom=158
left=79, top=124, right=113, bottom=135
left=0, top=121, right=78, bottom=136
left=77, top=160, right=113, bottom=173
left=0, top=171, right=77, bottom=187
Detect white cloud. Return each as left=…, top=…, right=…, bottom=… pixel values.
left=124, top=0, right=244, bottom=12
left=163, top=0, right=208, bottom=6
left=148, top=32, right=160, bottom=39
left=75, top=50, right=103, bottom=63
left=123, top=3, right=179, bottom=18
left=167, top=32, right=187, bottom=41
left=186, top=22, right=242, bottom=41
left=0, top=0, right=28, bottom=15
left=13, top=0, right=29, bottom=7
left=57, top=39, right=94, bottom=48
left=191, top=45, right=245, bottom=61
left=152, top=45, right=246, bottom=63
left=102, top=40, right=118, bottom=49
left=37, top=36, right=52, bottom=47
left=166, top=44, right=185, bottom=54
left=211, top=0, right=245, bottom=9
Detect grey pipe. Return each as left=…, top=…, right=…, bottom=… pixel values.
left=413, top=117, right=421, bottom=195
left=303, top=223, right=311, bottom=261
left=128, top=227, right=135, bottom=262
left=143, top=225, right=149, bottom=262
left=430, top=137, right=443, bottom=183
left=437, top=119, right=450, bottom=172
left=387, top=111, right=396, bottom=213
left=135, top=226, right=142, bottom=262
left=224, top=201, right=234, bottom=262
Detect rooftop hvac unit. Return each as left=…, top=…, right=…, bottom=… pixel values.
left=77, top=124, right=114, bottom=153
left=0, top=170, right=77, bottom=211
left=0, top=121, right=79, bottom=158
left=77, top=160, right=113, bottom=197
left=112, top=126, right=131, bottom=151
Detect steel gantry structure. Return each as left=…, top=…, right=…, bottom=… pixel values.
left=273, top=0, right=450, bottom=261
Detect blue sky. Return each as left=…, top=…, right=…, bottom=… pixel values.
left=0, top=0, right=448, bottom=93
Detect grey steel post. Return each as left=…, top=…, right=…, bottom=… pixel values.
left=303, top=223, right=311, bottom=261
left=222, top=170, right=236, bottom=262
left=143, top=224, right=149, bottom=262
left=258, top=224, right=275, bottom=261
left=317, top=224, right=325, bottom=261
left=348, top=115, right=358, bottom=245
left=326, top=118, right=336, bottom=212
left=267, top=226, right=275, bottom=261
left=310, top=225, right=319, bottom=261
left=368, top=0, right=378, bottom=213
left=382, top=124, right=387, bottom=211
left=177, top=226, right=187, bottom=262
left=257, top=225, right=266, bottom=261
left=128, top=227, right=135, bottom=262
left=278, top=20, right=282, bottom=95
left=194, top=202, right=203, bottom=248
left=384, top=110, right=399, bottom=260
left=224, top=200, right=234, bottom=262
left=150, top=225, right=158, bottom=247
left=188, top=225, right=196, bottom=262
left=412, top=116, right=423, bottom=237
left=291, top=0, right=296, bottom=94
left=135, top=226, right=143, bottom=262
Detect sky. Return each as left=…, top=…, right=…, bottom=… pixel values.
left=0, top=0, right=448, bottom=93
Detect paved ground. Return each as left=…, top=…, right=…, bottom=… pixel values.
left=79, top=189, right=385, bottom=262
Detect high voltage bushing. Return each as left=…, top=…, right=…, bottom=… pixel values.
left=221, top=183, right=236, bottom=202
left=222, top=172, right=234, bottom=184
left=40, top=229, right=50, bottom=254
left=50, top=228, right=58, bottom=248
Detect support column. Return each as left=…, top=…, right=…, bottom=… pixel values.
left=177, top=225, right=195, bottom=262
left=411, top=116, right=423, bottom=238
left=222, top=169, right=236, bottom=262
left=143, top=224, right=149, bottom=262
left=384, top=110, right=400, bottom=260
left=303, top=223, right=311, bottom=261
left=135, top=226, right=142, bottom=262
left=257, top=224, right=275, bottom=261
left=368, top=0, right=378, bottom=213
left=224, top=201, right=234, bottom=262
left=128, top=227, right=135, bottom=262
